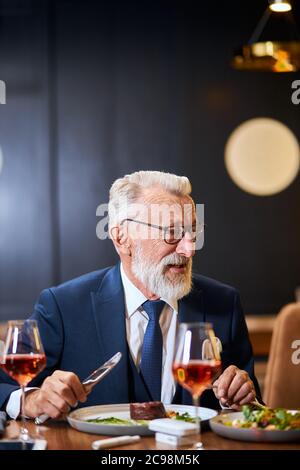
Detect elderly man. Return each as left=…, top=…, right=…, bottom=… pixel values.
left=0, top=171, right=260, bottom=420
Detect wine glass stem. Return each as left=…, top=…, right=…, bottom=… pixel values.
left=193, top=395, right=203, bottom=449
left=20, top=385, right=29, bottom=445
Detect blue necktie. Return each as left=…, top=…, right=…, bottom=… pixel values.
left=140, top=299, right=165, bottom=401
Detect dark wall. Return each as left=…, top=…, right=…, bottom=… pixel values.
left=0, top=0, right=53, bottom=319
left=0, top=0, right=299, bottom=319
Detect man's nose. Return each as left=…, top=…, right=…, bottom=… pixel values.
left=175, top=232, right=195, bottom=258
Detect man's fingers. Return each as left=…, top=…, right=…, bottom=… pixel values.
left=238, top=391, right=256, bottom=406
left=216, top=366, right=238, bottom=398
left=39, top=384, right=73, bottom=418
left=232, top=381, right=254, bottom=403
left=220, top=397, right=229, bottom=406
left=48, top=378, right=78, bottom=407
left=24, top=370, right=88, bottom=419
left=45, top=391, right=71, bottom=415
left=53, top=371, right=87, bottom=402
left=230, top=403, right=241, bottom=411
left=40, top=401, right=64, bottom=420
left=213, top=365, right=256, bottom=408
left=63, top=372, right=87, bottom=402
left=227, top=371, right=249, bottom=400
left=24, top=389, right=62, bottom=419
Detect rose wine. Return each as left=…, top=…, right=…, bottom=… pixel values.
left=1, top=354, right=46, bottom=386
left=172, top=360, right=222, bottom=398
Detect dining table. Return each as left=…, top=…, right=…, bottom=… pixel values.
left=3, top=419, right=300, bottom=451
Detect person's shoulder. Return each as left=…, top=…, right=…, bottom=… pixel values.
left=192, top=273, right=238, bottom=297
left=48, top=266, right=113, bottom=297
left=190, top=273, right=240, bottom=312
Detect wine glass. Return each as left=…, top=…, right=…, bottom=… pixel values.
left=0, top=340, right=4, bottom=365
left=172, top=322, right=222, bottom=449
left=0, top=320, right=46, bottom=444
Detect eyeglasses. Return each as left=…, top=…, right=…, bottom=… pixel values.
left=120, top=218, right=206, bottom=245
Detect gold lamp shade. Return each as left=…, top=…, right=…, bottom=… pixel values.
left=269, top=1, right=292, bottom=13
left=232, top=1, right=300, bottom=72
left=232, top=41, right=300, bottom=72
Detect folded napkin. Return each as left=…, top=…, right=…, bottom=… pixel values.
left=0, top=411, right=7, bottom=436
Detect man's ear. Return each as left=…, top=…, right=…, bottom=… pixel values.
left=110, top=226, right=131, bottom=256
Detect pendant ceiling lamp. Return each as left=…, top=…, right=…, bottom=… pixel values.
left=232, top=0, right=300, bottom=72
left=269, top=1, right=292, bottom=13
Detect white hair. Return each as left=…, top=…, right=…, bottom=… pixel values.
left=108, top=170, right=192, bottom=230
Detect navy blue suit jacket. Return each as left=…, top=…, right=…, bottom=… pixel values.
left=0, top=264, right=261, bottom=411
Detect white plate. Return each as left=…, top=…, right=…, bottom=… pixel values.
left=67, top=403, right=217, bottom=436
left=210, top=411, right=300, bottom=442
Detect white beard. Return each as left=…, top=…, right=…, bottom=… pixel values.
left=132, top=245, right=193, bottom=300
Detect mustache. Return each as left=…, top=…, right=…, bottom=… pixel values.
left=160, top=253, right=191, bottom=267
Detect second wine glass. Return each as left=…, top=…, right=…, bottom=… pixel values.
left=172, top=322, right=222, bottom=449
left=0, top=320, right=46, bottom=443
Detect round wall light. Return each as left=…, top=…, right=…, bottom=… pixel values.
left=225, top=118, right=300, bottom=196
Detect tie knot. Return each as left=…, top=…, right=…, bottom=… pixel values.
left=142, top=299, right=165, bottom=321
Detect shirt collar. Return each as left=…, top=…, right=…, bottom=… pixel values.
left=120, top=263, right=147, bottom=317
left=120, top=263, right=178, bottom=317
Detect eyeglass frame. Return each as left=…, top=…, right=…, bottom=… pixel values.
left=120, top=218, right=206, bottom=245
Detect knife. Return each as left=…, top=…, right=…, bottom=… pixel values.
left=34, top=351, right=122, bottom=425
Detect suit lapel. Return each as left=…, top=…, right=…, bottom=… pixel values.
left=178, top=283, right=204, bottom=324
left=90, top=264, right=129, bottom=403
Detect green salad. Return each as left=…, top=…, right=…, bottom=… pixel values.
left=224, top=405, right=300, bottom=431
left=86, top=411, right=195, bottom=426
left=167, top=411, right=196, bottom=423
left=86, top=417, right=148, bottom=426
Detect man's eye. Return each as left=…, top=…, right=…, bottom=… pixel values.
left=173, top=227, right=184, bottom=238
left=166, top=227, right=182, bottom=240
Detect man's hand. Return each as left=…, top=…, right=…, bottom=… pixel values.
left=213, top=365, right=256, bottom=410
left=24, top=370, right=87, bottom=419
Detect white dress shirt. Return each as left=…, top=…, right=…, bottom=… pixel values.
left=120, top=263, right=178, bottom=404
left=6, top=264, right=178, bottom=418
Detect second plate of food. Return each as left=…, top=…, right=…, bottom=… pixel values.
left=210, top=408, right=300, bottom=442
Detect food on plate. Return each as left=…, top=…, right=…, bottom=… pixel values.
left=85, top=402, right=195, bottom=426
left=130, top=402, right=166, bottom=420
left=86, top=416, right=148, bottom=426
left=224, top=405, right=300, bottom=431
left=166, top=410, right=196, bottom=423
